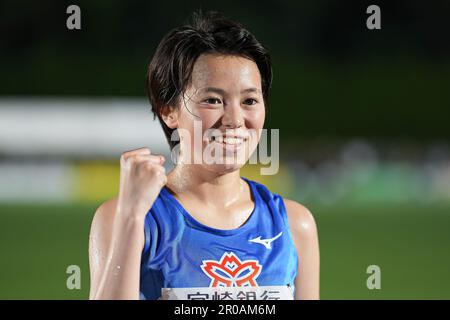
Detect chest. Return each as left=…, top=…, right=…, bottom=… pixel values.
left=175, top=201, right=255, bottom=231
left=159, top=226, right=298, bottom=288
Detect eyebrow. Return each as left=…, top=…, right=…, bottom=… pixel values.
left=199, top=87, right=262, bottom=95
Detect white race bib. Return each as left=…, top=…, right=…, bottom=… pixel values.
left=160, top=285, right=294, bottom=300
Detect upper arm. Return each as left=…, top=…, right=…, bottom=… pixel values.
left=88, top=197, right=118, bottom=299
left=284, top=198, right=320, bottom=300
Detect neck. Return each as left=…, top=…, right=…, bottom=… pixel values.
left=166, top=164, right=245, bottom=208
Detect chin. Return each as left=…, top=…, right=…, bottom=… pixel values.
left=203, top=161, right=246, bottom=175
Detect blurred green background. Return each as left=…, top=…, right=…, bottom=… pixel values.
left=1, top=203, right=450, bottom=299
left=0, top=0, right=449, bottom=299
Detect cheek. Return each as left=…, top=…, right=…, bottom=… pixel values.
left=246, top=108, right=265, bottom=129
left=199, top=113, right=220, bottom=129
left=177, top=112, right=217, bottom=148
left=179, top=107, right=219, bottom=128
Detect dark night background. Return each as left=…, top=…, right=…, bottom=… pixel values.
left=1, top=0, right=449, bottom=140
left=0, top=0, right=449, bottom=299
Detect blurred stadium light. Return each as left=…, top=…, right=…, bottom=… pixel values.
left=0, top=97, right=169, bottom=158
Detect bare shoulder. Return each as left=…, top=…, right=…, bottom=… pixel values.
left=88, top=197, right=118, bottom=299
left=284, top=198, right=320, bottom=300
left=89, top=197, right=118, bottom=266
left=92, top=197, right=118, bottom=225
left=283, top=198, right=318, bottom=239
left=89, top=197, right=119, bottom=241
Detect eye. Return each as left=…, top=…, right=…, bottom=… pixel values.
left=203, top=98, right=222, bottom=105
left=243, top=98, right=258, bottom=105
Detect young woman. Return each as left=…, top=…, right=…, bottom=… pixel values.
left=89, top=11, right=319, bottom=300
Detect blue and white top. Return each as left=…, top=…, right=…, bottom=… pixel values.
left=139, top=177, right=298, bottom=300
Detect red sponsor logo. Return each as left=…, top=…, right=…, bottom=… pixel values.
left=201, top=252, right=262, bottom=287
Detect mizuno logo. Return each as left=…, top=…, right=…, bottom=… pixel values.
left=248, top=232, right=283, bottom=249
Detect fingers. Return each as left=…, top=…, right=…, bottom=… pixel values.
left=123, top=147, right=151, bottom=157
left=132, top=154, right=165, bottom=165
left=120, top=148, right=165, bottom=166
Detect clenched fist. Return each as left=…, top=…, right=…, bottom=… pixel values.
left=116, top=147, right=167, bottom=220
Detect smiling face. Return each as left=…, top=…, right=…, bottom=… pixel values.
left=164, top=53, right=266, bottom=173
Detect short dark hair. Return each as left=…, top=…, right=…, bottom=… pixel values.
left=146, top=10, right=273, bottom=150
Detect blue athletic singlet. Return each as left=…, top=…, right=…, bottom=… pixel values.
left=139, top=177, right=299, bottom=300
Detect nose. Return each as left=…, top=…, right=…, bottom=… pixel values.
left=222, top=102, right=244, bottom=128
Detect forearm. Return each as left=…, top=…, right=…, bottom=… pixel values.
left=93, top=213, right=145, bottom=300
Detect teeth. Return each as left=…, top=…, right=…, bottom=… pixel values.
left=224, top=137, right=243, bottom=144
left=209, top=136, right=245, bottom=144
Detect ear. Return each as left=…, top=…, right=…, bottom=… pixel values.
left=160, top=105, right=179, bottom=129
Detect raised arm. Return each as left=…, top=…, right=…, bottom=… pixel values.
left=88, top=147, right=167, bottom=300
